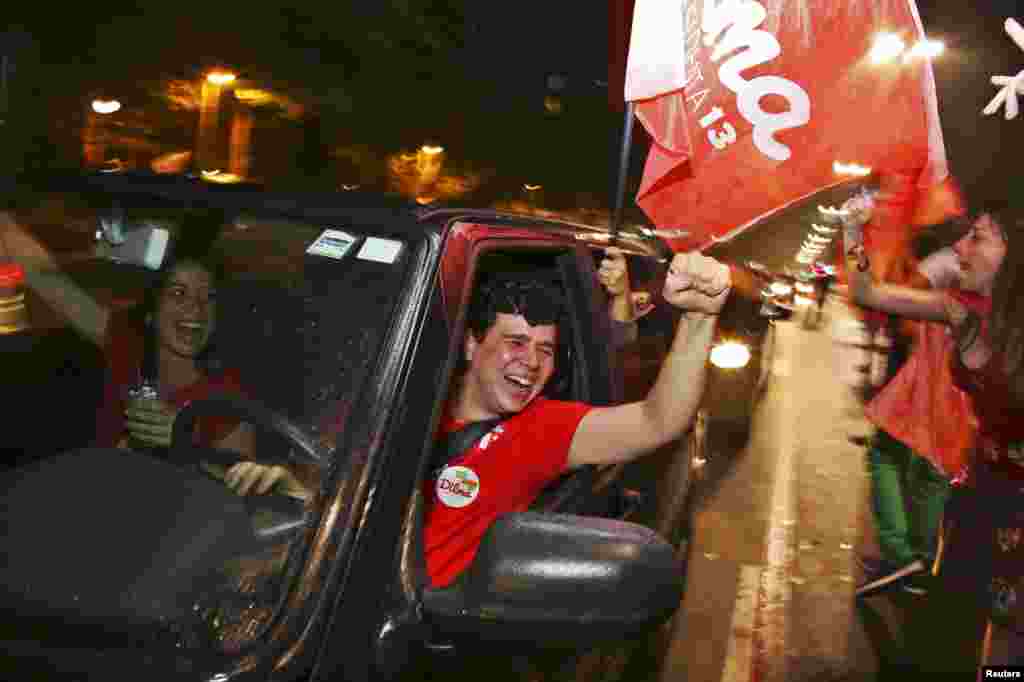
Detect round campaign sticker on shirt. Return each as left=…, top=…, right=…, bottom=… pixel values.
left=436, top=465, right=481, bottom=508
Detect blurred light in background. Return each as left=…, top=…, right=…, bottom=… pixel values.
left=869, top=33, right=906, bottom=64
left=907, top=39, right=945, bottom=59
left=833, top=161, right=872, bottom=177
left=200, top=169, right=243, bottom=183
left=710, top=341, right=751, bottom=370
left=91, top=99, right=121, bottom=114
left=206, top=71, right=237, bottom=85
left=234, top=88, right=274, bottom=106
left=818, top=205, right=848, bottom=219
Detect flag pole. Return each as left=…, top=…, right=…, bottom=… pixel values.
left=611, top=101, right=635, bottom=241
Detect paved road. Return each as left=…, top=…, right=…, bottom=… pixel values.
left=642, top=298, right=986, bottom=681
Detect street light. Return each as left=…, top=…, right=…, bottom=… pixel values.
left=907, top=39, right=945, bottom=59
left=833, top=161, right=872, bottom=177
left=206, top=71, right=237, bottom=85
left=196, top=70, right=238, bottom=174
left=91, top=99, right=121, bottom=114
left=84, top=98, right=122, bottom=166
left=818, top=205, right=848, bottom=219
left=870, top=33, right=906, bottom=64
left=870, top=32, right=944, bottom=64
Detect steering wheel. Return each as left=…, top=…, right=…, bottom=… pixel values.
left=171, top=393, right=328, bottom=468
left=171, top=393, right=330, bottom=539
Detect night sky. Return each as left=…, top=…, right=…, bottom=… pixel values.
left=609, top=0, right=1024, bottom=219
left=3, top=1, right=609, bottom=204
left=915, top=0, right=1024, bottom=202
left=3, top=2, right=1022, bottom=209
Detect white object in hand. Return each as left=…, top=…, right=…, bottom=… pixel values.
left=983, top=18, right=1024, bottom=120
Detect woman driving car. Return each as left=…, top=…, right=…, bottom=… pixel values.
left=0, top=205, right=303, bottom=497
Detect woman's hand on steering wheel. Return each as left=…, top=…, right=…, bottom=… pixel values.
left=224, top=461, right=308, bottom=498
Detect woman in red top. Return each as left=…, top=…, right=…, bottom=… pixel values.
left=846, top=203, right=1024, bottom=669
left=0, top=210, right=297, bottom=496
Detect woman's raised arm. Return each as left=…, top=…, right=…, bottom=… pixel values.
left=0, top=211, right=110, bottom=346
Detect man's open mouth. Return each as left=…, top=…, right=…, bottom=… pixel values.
left=505, top=375, right=533, bottom=395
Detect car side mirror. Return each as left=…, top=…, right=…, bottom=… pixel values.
left=422, top=512, right=683, bottom=648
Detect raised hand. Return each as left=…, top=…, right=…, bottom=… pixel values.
left=597, top=247, right=630, bottom=297
left=662, top=252, right=731, bottom=315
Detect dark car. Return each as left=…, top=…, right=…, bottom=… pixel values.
left=0, top=173, right=703, bottom=681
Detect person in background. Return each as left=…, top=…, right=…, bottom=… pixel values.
left=597, top=247, right=657, bottom=340
left=847, top=202, right=1024, bottom=667
left=847, top=204, right=972, bottom=598
left=855, top=233, right=968, bottom=598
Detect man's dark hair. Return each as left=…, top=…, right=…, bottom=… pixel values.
left=466, top=277, right=566, bottom=340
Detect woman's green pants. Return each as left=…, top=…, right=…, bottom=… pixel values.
left=868, top=429, right=951, bottom=565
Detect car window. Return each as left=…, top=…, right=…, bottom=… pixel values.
left=8, top=192, right=413, bottom=658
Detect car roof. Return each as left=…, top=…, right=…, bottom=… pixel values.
left=21, top=171, right=671, bottom=261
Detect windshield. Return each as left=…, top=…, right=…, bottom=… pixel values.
left=214, top=211, right=409, bottom=432
left=2, top=190, right=411, bottom=661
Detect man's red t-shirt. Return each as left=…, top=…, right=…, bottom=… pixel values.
left=424, top=397, right=593, bottom=587
left=94, top=311, right=247, bottom=448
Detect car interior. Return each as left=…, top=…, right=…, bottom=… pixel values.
left=0, top=202, right=408, bottom=659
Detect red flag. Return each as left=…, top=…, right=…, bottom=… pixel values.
left=626, top=0, right=950, bottom=253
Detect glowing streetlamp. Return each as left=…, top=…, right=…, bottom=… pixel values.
left=196, top=70, right=238, bottom=173
left=84, top=98, right=122, bottom=166
left=833, top=161, right=872, bottom=177
left=818, top=205, right=848, bottom=219
left=907, top=39, right=945, bottom=59
left=206, top=71, right=237, bottom=85
left=710, top=342, right=751, bottom=369
left=415, top=143, right=445, bottom=196
left=869, top=33, right=907, bottom=64
left=91, top=99, right=121, bottom=114
left=870, top=32, right=944, bottom=65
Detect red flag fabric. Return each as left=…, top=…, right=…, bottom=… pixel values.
left=626, top=0, right=950, bottom=253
